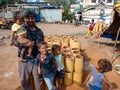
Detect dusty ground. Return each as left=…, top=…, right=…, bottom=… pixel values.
left=0, top=23, right=120, bottom=90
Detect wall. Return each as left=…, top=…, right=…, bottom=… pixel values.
left=40, top=9, right=62, bottom=22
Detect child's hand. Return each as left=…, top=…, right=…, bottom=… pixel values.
left=10, top=41, right=13, bottom=46
left=81, top=82, right=87, bottom=87
left=109, top=84, right=113, bottom=90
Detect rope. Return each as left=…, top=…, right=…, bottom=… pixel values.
left=111, top=27, right=120, bottom=63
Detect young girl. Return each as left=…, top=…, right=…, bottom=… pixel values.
left=85, top=19, right=95, bottom=38
left=82, top=58, right=113, bottom=90
left=52, top=44, right=64, bottom=90
left=10, top=11, right=34, bottom=61
left=37, top=42, right=57, bottom=90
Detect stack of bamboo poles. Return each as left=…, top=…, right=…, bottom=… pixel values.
left=93, top=21, right=107, bottom=32
left=45, top=35, right=83, bottom=87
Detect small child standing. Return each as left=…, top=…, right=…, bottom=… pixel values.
left=85, top=19, right=95, bottom=38
left=52, top=44, right=64, bottom=90
left=82, top=58, right=113, bottom=90
left=10, top=11, right=34, bottom=61
left=37, top=42, right=57, bottom=90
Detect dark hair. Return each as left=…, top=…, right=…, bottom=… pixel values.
left=13, top=11, right=24, bottom=22
left=97, top=59, right=112, bottom=73
left=37, top=42, right=47, bottom=48
left=92, top=19, right=94, bottom=22
left=52, top=44, right=61, bottom=53
left=25, top=11, right=36, bottom=18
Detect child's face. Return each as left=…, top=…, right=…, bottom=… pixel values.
left=39, top=45, right=47, bottom=55
left=54, top=49, right=61, bottom=55
left=16, top=19, right=24, bottom=25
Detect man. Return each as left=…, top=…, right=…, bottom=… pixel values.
left=18, top=11, right=44, bottom=90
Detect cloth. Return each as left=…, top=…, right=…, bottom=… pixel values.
left=85, top=30, right=93, bottom=38
left=12, top=23, right=26, bottom=36
left=18, top=58, right=42, bottom=90
left=44, top=76, right=56, bottom=90
left=55, top=70, right=64, bottom=78
left=89, top=22, right=95, bottom=31
left=88, top=83, right=102, bottom=90
left=37, top=53, right=56, bottom=78
left=54, top=53, right=64, bottom=71
left=89, top=67, right=104, bottom=90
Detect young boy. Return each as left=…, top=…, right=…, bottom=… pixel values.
left=82, top=58, right=113, bottom=90
left=52, top=44, right=64, bottom=90
left=85, top=19, right=95, bottom=38
left=37, top=42, right=57, bottom=90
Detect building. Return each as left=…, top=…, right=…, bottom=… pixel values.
left=80, top=0, right=114, bottom=8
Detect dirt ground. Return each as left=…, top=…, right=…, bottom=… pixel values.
left=0, top=23, right=120, bottom=90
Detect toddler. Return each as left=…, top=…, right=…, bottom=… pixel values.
left=10, top=11, right=34, bottom=61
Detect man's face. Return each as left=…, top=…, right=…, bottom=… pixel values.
left=26, top=17, right=35, bottom=26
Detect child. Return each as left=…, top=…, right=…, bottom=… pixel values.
left=82, top=59, right=113, bottom=90
left=85, top=19, right=95, bottom=38
left=52, top=44, right=64, bottom=90
left=10, top=11, right=34, bottom=61
left=37, top=42, right=57, bottom=90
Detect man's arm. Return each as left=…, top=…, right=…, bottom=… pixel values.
left=37, top=28, right=44, bottom=43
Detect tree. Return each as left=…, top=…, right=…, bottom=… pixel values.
left=47, top=0, right=77, bottom=7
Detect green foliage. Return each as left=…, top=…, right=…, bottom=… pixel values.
left=0, top=0, right=23, bottom=7
left=47, top=0, right=77, bottom=7
left=62, top=6, right=74, bottom=23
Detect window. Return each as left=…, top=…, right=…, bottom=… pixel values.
left=91, top=0, right=96, bottom=3
left=107, top=0, right=112, bottom=3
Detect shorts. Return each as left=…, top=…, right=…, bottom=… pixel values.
left=55, top=70, right=64, bottom=79
left=88, top=83, right=102, bottom=90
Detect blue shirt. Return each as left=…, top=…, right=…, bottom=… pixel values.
left=89, top=67, right=104, bottom=89
left=18, top=25, right=44, bottom=59
left=36, top=53, right=56, bottom=78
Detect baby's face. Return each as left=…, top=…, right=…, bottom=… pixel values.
left=16, top=19, right=24, bottom=25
